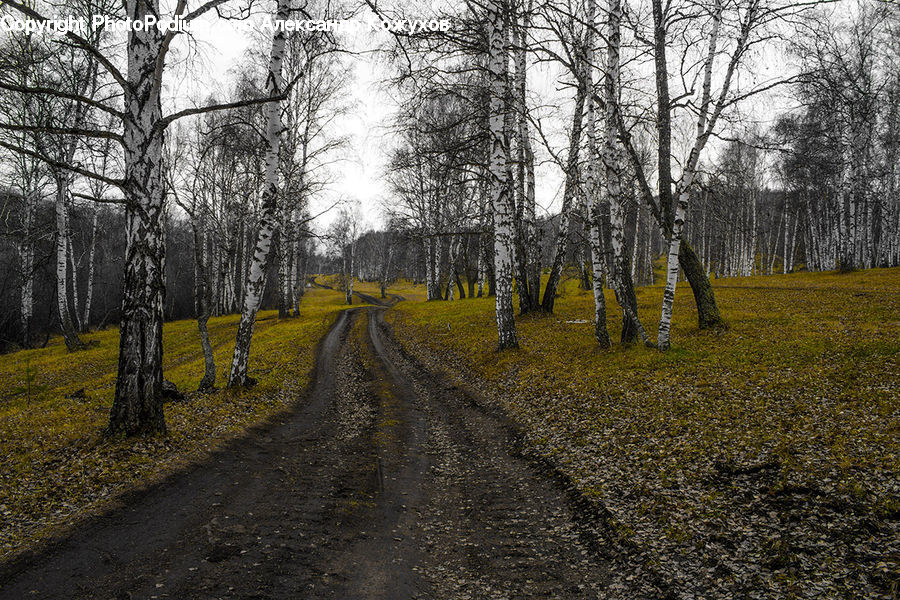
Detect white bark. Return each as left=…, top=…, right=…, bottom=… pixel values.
left=658, top=0, right=724, bottom=350
left=54, top=172, right=84, bottom=350
left=66, top=214, right=81, bottom=333
left=486, top=0, right=518, bottom=349
left=585, top=0, right=611, bottom=348
left=19, top=190, right=36, bottom=347
left=423, top=237, right=437, bottom=300
left=604, top=0, right=650, bottom=345
left=229, top=0, right=291, bottom=386
left=347, top=239, right=355, bottom=305
left=83, top=204, right=98, bottom=328
left=513, top=11, right=540, bottom=311
left=109, top=0, right=168, bottom=434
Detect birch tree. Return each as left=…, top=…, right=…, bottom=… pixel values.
left=583, top=0, right=611, bottom=348
left=602, top=0, right=651, bottom=345
left=487, top=0, right=519, bottom=350
left=327, top=207, right=360, bottom=305
left=511, top=2, right=541, bottom=314
left=1, top=0, right=302, bottom=433
left=0, top=29, right=47, bottom=348
left=229, top=0, right=293, bottom=387
left=655, top=0, right=728, bottom=350
left=604, top=0, right=798, bottom=349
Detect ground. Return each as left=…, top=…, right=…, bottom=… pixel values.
left=387, top=268, right=900, bottom=599
left=0, top=287, right=372, bottom=561
left=0, top=270, right=897, bottom=599
left=0, top=298, right=606, bottom=599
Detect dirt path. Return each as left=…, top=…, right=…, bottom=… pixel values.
left=0, top=303, right=607, bottom=599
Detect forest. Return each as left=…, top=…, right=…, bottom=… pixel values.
left=0, top=0, right=898, bottom=598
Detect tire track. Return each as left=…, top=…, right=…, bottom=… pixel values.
left=1, top=304, right=608, bottom=600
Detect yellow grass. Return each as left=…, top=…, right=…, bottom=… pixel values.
left=388, top=268, right=899, bottom=508
left=0, top=286, right=352, bottom=559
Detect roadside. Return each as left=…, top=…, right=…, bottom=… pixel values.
left=386, top=268, right=900, bottom=599
left=0, top=287, right=350, bottom=563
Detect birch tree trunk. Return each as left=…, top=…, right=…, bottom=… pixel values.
left=211, top=240, right=221, bottom=316
left=604, top=0, right=650, bottom=346
left=770, top=207, right=783, bottom=275
left=19, top=190, right=35, bottom=348
left=783, top=208, right=792, bottom=273
left=278, top=211, right=293, bottom=318
left=294, top=235, right=306, bottom=315
left=542, top=75, right=586, bottom=313
left=486, top=0, right=518, bottom=350
left=585, top=0, right=611, bottom=348
left=839, top=128, right=854, bottom=270
left=108, top=0, right=168, bottom=435
left=477, top=230, right=489, bottom=297
left=67, top=215, right=82, bottom=333
left=631, top=199, right=640, bottom=282
left=446, top=235, right=460, bottom=301
left=646, top=210, right=655, bottom=284
left=83, top=205, right=98, bottom=329
left=228, top=0, right=290, bottom=387
left=787, top=211, right=798, bottom=273
left=657, top=0, right=722, bottom=351
left=423, top=237, right=437, bottom=300
left=658, top=187, right=694, bottom=348
left=642, top=0, right=724, bottom=333
left=749, top=188, right=757, bottom=275
left=381, top=238, right=392, bottom=299
left=233, top=217, right=244, bottom=311
left=347, top=240, right=355, bottom=304
left=53, top=171, right=85, bottom=351
left=512, top=11, right=540, bottom=313
left=193, top=210, right=215, bottom=391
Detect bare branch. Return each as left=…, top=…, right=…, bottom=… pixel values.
left=72, top=192, right=125, bottom=204
left=0, top=122, right=124, bottom=143
left=0, top=141, right=124, bottom=188
left=1, top=0, right=130, bottom=91
left=0, top=82, right=124, bottom=119
left=156, top=72, right=306, bottom=130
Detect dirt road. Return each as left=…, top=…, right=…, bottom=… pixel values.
left=0, top=302, right=607, bottom=599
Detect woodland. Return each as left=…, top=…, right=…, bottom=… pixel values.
left=0, top=0, right=897, bottom=597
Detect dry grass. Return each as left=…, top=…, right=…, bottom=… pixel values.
left=0, top=286, right=351, bottom=561
left=320, top=276, right=430, bottom=303
left=387, top=267, right=900, bottom=598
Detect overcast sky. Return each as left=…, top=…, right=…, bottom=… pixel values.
left=167, top=8, right=416, bottom=233
left=161, top=1, right=590, bottom=235
left=174, top=0, right=809, bottom=236
left=5, top=0, right=814, bottom=232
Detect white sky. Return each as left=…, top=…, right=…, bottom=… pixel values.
left=169, top=0, right=808, bottom=235
left=170, top=8, right=406, bottom=233
left=4, top=0, right=820, bottom=231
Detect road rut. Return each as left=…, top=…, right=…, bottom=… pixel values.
left=0, top=303, right=607, bottom=599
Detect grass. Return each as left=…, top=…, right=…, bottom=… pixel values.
left=319, top=275, right=429, bottom=303
left=386, top=267, right=900, bottom=596
left=1, top=268, right=896, bottom=594
left=0, top=286, right=354, bottom=561
left=389, top=269, right=899, bottom=475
